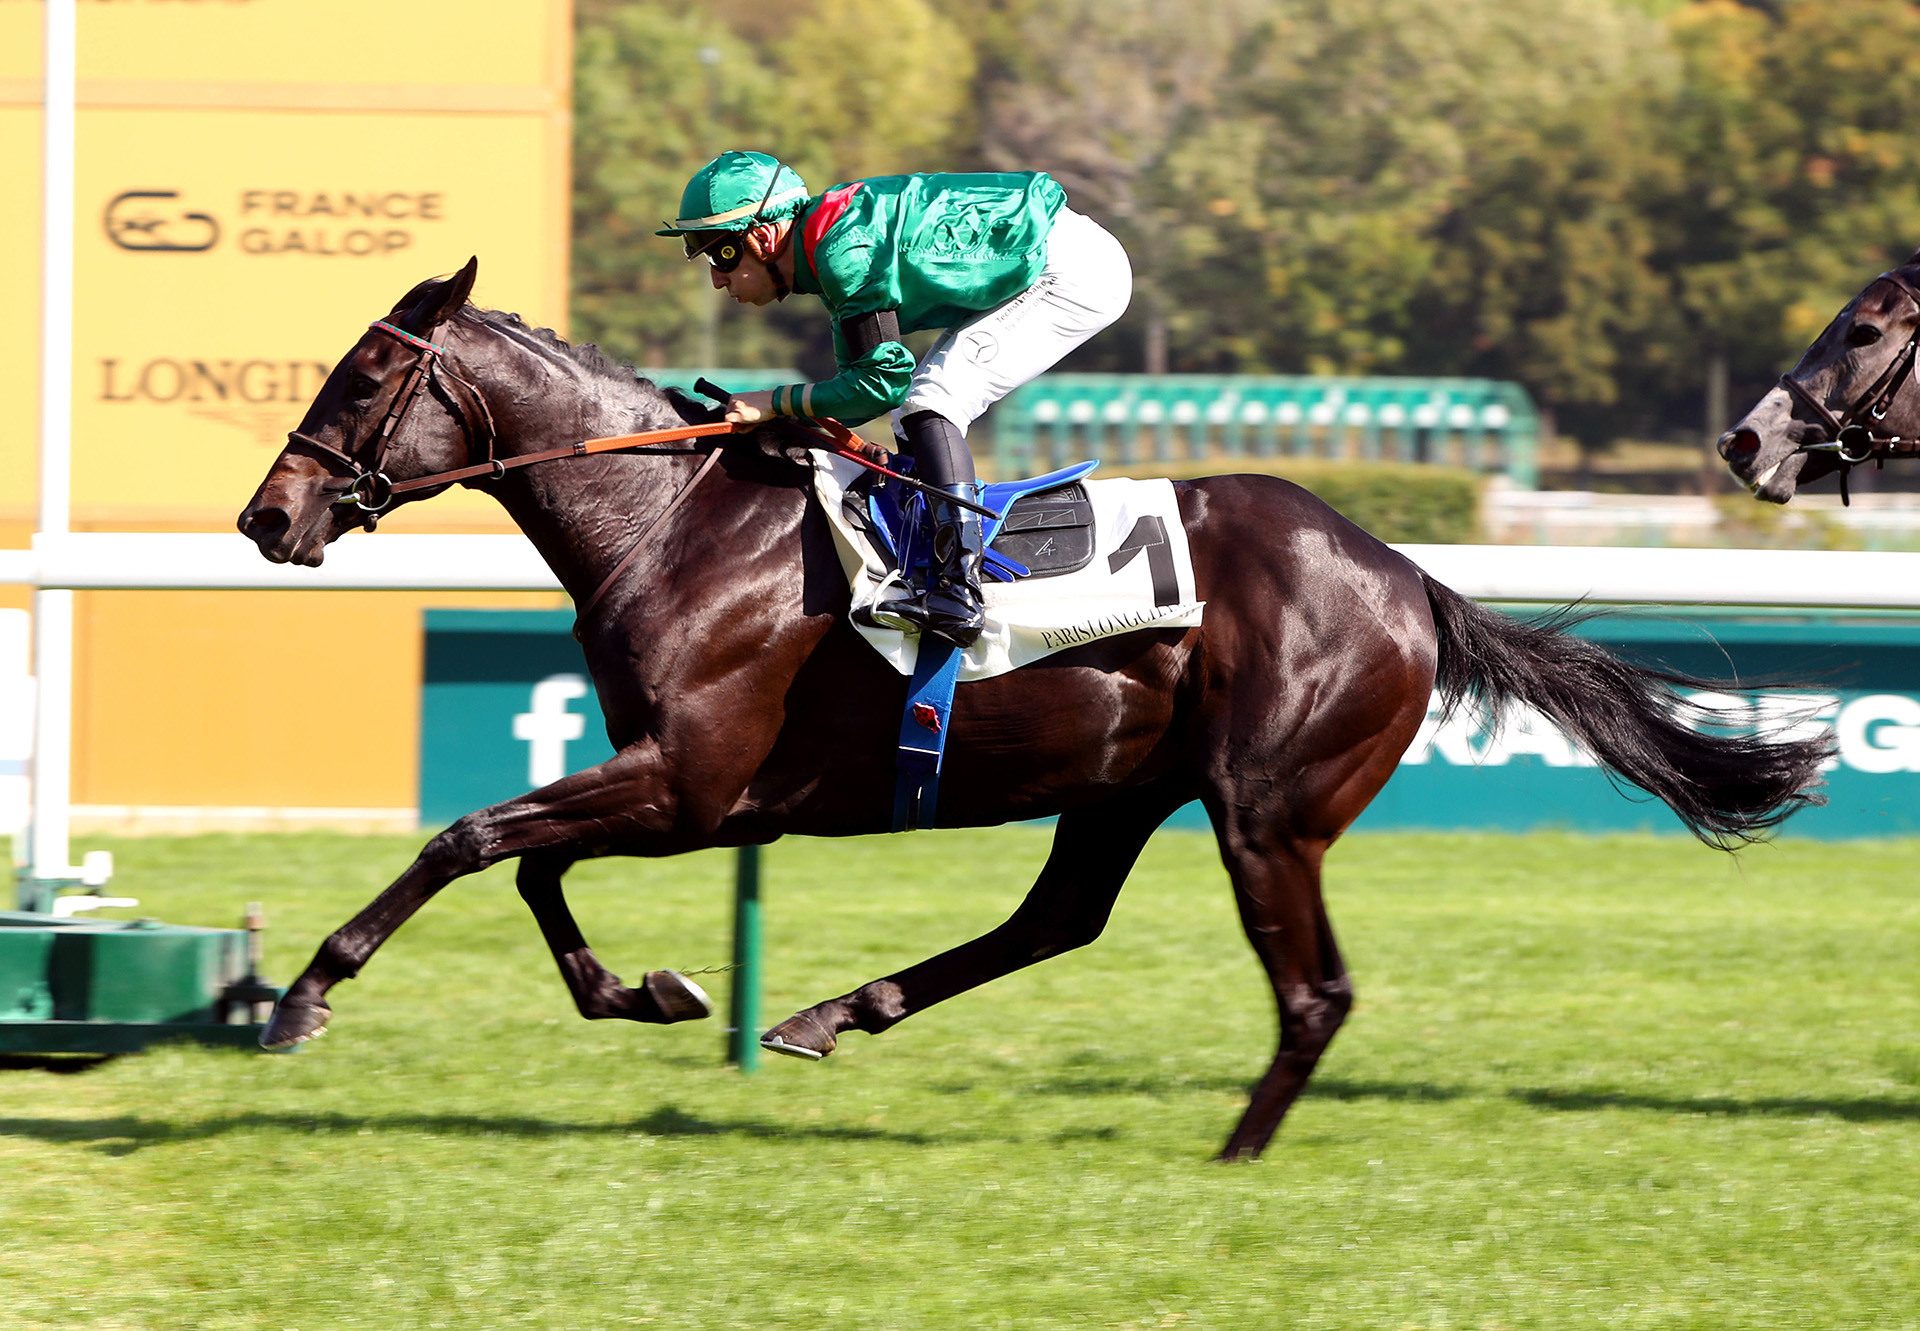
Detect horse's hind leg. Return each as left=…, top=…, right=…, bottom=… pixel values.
left=516, top=852, right=711, bottom=1025
left=1210, top=812, right=1350, bottom=1162
left=761, top=786, right=1179, bottom=1059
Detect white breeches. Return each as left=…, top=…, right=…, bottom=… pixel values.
left=893, top=208, right=1133, bottom=435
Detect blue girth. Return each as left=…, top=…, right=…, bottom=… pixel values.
left=892, top=636, right=964, bottom=832
left=878, top=459, right=1100, bottom=832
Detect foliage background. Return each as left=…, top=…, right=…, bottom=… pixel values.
left=571, top=0, right=1920, bottom=449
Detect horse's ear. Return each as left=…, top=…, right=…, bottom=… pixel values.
left=387, top=257, right=480, bottom=334
left=1907, top=247, right=1920, bottom=269
left=444, top=256, right=479, bottom=310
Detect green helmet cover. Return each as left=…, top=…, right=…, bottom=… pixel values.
left=656, top=150, right=810, bottom=236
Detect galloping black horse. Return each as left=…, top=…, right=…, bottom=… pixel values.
left=1720, top=249, right=1920, bottom=503
left=241, top=259, right=1829, bottom=1160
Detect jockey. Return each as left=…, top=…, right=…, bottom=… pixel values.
left=658, top=149, right=1133, bottom=649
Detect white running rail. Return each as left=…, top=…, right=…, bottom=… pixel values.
left=6, top=533, right=1920, bottom=608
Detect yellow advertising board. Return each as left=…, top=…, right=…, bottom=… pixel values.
left=0, top=1, right=557, bottom=90
left=2, top=1, right=572, bottom=525
left=3, top=0, right=575, bottom=823
left=64, top=106, right=560, bottom=519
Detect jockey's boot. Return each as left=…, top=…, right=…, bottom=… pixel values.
left=894, top=409, right=986, bottom=648
left=898, top=485, right=986, bottom=648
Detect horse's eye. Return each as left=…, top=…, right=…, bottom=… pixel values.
left=1847, top=323, right=1884, bottom=348
left=349, top=372, right=381, bottom=399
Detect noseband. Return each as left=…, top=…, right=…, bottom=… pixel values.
left=1777, top=270, right=1920, bottom=500
left=285, top=319, right=499, bottom=528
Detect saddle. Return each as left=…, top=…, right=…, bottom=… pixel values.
left=850, top=459, right=1100, bottom=588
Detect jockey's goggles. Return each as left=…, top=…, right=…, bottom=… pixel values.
left=676, top=159, right=791, bottom=274
left=684, top=231, right=750, bottom=273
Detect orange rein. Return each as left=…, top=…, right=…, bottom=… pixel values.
left=383, top=419, right=744, bottom=498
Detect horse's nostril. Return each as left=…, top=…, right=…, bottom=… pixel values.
left=240, top=504, right=291, bottom=544
left=1717, top=428, right=1760, bottom=464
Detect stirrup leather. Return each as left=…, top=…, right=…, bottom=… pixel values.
left=894, top=485, right=985, bottom=648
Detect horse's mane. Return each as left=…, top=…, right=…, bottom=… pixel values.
left=461, top=306, right=666, bottom=395
left=457, top=304, right=813, bottom=487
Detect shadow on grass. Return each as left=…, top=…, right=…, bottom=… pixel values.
left=1317, top=1078, right=1920, bottom=1123
left=11, top=1084, right=1913, bottom=1159
left=1320, top=1078, right=1920, bottom=1123
left=946, top=1068, right=1920, bottom=1125
left=0, top=1055, right=114, bottom=1075
left=1510, top=1086, right=1920, bottom=1123
left=935, top=1072, right=1255, bottom=1097
left=945, top=1071, right=1473, bottom=1101
left=0, top=1105, right=941, bottom=1155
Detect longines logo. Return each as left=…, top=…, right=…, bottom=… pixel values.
left=98, top=357, right=332, bottom=445
left=103, top=188, right=445, bottom=257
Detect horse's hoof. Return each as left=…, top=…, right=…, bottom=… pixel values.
left=260, top=999, right=331, bottom=1050
left=642, top=971, right=712, bottom=1024
left=760, top=1011, right=836, bottom=1060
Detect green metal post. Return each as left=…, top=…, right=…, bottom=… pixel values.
left=727, top=844, right=762, bottom=1071
left=15, top=874, right=60, bottom=915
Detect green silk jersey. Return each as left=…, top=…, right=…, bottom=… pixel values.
left=776, top=171, right=1068, bottom=425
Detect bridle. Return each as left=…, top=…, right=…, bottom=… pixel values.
left=286, top=319, right=501, bottom=528
left=1777, top=268, right=1920, bottom=501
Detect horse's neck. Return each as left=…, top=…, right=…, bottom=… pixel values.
left=466, top=334, right=796, bottom=609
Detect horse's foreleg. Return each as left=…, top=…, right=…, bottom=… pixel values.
left=262, top=748, right=686, bottom=1049
left=515, top=851, right=710, bottom=1025
left=761, top=787, right=1177, bottom=1060
left=1209, top=816, right=1350, bottom=1163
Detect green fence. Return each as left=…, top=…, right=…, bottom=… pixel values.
left=423, top=608, right=1920, bottom=842
left=994, top=374, right=1540, bottom=486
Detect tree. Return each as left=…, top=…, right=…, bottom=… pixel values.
left=1661, top=0, right=1920, bottom=374
left=956, top=0, right=1268, bottom=372
left=773, top=0, right=978, bottom=184
left=1152, top=0, right=1681, bottom=430
left=573, top=1, right=983, bottom=374
left=1406, top=30, right=1686, bottom=443
left=571, top=4, right=788, bottom=368
left=567, top=0, right=1920, bottom=452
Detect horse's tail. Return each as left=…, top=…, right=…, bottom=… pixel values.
left=1420, top=573, right=1831, bottom=847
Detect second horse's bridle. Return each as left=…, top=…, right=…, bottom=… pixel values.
left=1777, top=268, right=1920, bottom=501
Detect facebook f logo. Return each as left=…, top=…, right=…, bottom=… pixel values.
left=512, top=674, right=588, bottom=788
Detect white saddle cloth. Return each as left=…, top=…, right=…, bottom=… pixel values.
left=810, top=452, right=1206, bottom=682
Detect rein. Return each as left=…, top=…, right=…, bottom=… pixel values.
left=382, top=415, right=740, bottom=499
left=1779, top=270, right=1920, bottom=503
left=287, top=320, right=744, bottom=525
left=283, top=320, right=999, bottom=631
left=574, top=442, right=729, bottom=632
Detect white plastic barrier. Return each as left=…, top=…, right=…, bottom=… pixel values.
left=1397, top=544, right=1920, bottom=611
left=8, top=532, right=560, bottom=592
left=6, top=532, right=1920, bottom=608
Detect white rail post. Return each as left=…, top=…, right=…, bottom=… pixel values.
left=22, top=0, right=103, bottom=908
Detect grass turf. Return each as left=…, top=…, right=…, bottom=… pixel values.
left=1, top=827, right=1916, bottom=1330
